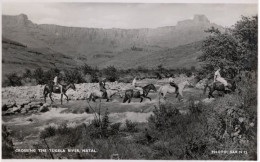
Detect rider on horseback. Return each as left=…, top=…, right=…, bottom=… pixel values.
left=169, top=75, right=179, bottom=94
left=99, top=78, right=107, bottom=98
left=214, top=66, right=229, bottom=91
left=53, top=73, right=63, bottom=94
left=132, top=77, right=143, bottom=95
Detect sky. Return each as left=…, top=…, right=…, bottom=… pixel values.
left=2, top=2, right=258, bottom=29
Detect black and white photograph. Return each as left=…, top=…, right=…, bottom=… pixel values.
left=1, top=0, right=258, bottom=160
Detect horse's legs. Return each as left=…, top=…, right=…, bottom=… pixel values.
left=49, top=93, right=54, bottom=103
left=61, top=94, right=63, bottom=105
left=140, top=97, right=143, bottom=103
left=64, top=93, right=69, bottom=102
left=44, top=92, right=48, bottom=103
left=208, top=90, right=214, bottom=98
left=143, top=96, right=151, bottom=101
left=128, top=98, right=132, bottom=103
left=123, top=97, right=128, bottom=103
left=106, top=98, right=110, bottom=102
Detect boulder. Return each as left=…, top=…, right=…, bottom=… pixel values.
left=39, top=106, right=49, bottom=112
left=28, top=102, right=43, bottom=106
left=43, top=103, right=51, bottom=107
left=24, top=105, right=31, bottom=110
left=3, top=109, right=15, bottom=116
left=31, top=105, right=41, bottom=109
left=12, top=107, right=21, bottom=113
left=2, top=104, right=9, bottom=111
left=21, top=109, right=27, bottom=114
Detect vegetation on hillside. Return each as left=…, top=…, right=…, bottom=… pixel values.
left=2, top=64, right=197, bottom=87
left=2, top=15, right=257, bottom=160
left=197, top=15, right=257, bottom=78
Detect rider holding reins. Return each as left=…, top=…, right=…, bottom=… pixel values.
left=169, top=74, right=179, bottom=94
left=53, top=73, right=63, bottom=94
left=214, top=66, right=229, bottom=91
left=99, top=78, right=107, bottom=98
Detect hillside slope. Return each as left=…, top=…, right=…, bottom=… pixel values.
left=95, top=41, right=203, bottom=69
left=2, top=14, right=221, bottom=67
left=2, top=37, right=77, bottom=77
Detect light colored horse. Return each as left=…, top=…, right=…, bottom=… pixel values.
left=158, top=80, right=191, bottom=99
left=87, top=89, right=122, bottom=102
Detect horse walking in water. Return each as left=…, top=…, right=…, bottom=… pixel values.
left=158, top=80, right=191, bottom=100
left=43, top=82, right=76, bottom=104
left=123, top=84, right=157, bottom=103
left=87, top=89, right=122, bottom=102
left=204, top=79, right=237, bottom=98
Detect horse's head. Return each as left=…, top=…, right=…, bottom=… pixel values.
left=148, top=84, right=157, bottom=92
left=69, top=83, right=76, bottom=91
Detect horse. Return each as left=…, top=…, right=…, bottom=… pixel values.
left=43, top=82, right=76, bottom=104
left=158, top=80, right=191, bottom=100
left=123, top=84, right=157, bottom=103
left=203, top=78, right=237, bottom=98
left=88, top=89, right=122, bottom=102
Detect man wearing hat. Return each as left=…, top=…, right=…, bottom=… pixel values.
left=53, top=72, right=63, bottom=94
left=99, top=78, right=107, bottom=98
left=214, top=66, right=229, bottom=91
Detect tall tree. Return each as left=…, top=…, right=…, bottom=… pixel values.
left=197, top=15, right=258, bottom=78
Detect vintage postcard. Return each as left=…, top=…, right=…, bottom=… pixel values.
left=1, top=0, right=258, bottom=161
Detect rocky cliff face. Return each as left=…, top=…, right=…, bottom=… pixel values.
left=3, top=14, right=222, bottom=54
left=2, top=14, right=223, bottom=70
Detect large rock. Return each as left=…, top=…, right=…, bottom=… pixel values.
left=28, top=102, right=43, bottom=106
left=39, top=106, right=49, bottom=112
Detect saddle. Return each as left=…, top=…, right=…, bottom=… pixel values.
left=53, top=85, right=61, bottom=91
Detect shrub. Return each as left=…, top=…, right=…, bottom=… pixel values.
left=125, top=120, right=137, bottom=132
left=110, top=123, right=121, bottom=135
left=2, top=125, right=14, bottom=159
left=148, top=103, right=180, bottom=130
left=39, top=126, right=56, bottom=139
left=103, top=66, right=118, bottom=82
left=4, top=73, right=22, bottom=87
left=33, top=67, right=45, bottom=84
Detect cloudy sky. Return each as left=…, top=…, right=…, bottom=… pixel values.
left=2, top=2, right=258, bottom=29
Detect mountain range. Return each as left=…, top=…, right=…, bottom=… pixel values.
left=2, top=14, right=223, bottom=75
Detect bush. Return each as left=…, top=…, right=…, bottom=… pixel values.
left=4, top=73, right=22, bottom=87
left=39, top=126, right=56, bottom=139
left=125, top=120, right=138, bottom=132
left=2, top=125, right=14, bottom=159
left=110, top=122, right=121, bottom=135
left=103, top=66, right=118, bottom=82
left=33, top=67, right=45, bottom=84
left=148, top=103, right=180, bottom=130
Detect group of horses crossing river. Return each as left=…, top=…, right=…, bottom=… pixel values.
left=43, top=77, right=240, bottom=105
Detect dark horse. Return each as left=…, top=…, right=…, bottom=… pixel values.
left=123, top=84, right=157, bottom=103
left=204, top=78, right=237, bottom=98
left=43, top=82, right=76, bottom=104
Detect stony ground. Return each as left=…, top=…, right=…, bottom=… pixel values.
left=2, top=76, right=212, bottom=155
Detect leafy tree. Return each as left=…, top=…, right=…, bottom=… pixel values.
left=198, top=15, right=257, bottom=78
left=23, top=69, right=32, bottom=78
left=64, top=68, right=84, bottom=84
left=103, top=66, right=118, bottom=82
left=33, top=67, right=45, bottom=84
left=81, top=63, right=93, bottom=75
left=5, top=73, right=22, bottom=86
left=232, top=15, right=258, bottom=71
